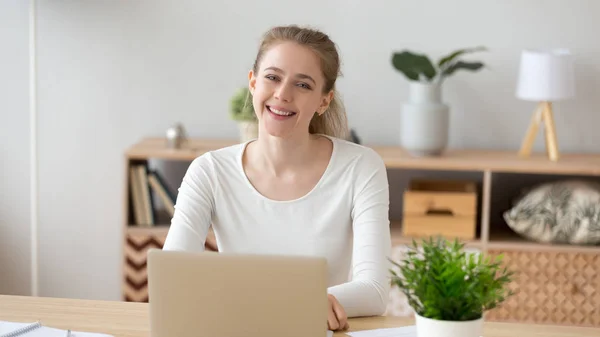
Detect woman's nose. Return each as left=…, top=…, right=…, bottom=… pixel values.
left=274, top=84, right=293, bottom=102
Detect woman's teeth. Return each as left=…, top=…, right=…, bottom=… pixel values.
left=268, top=106, right=295, bottom=116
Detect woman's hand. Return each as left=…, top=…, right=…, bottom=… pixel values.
left=327, top=294, right=349, bottom=331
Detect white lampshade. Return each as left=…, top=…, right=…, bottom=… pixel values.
left=516, top=49, right=575, bottom=101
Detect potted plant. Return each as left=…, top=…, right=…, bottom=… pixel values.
left=391, top=47, right=486, bottom=156
left=389, top=237, right=514, bottom=337
left=229, top=87, right=258, bottom=142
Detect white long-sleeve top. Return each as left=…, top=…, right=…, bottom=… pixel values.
left=162, top=135, right=392, bottom=317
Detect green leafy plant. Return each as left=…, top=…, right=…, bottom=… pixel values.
left=229, top=87, right=257, bottom=122
left=391, top=47, right=487, bottom=84
left=389, top=237, right=514, bottom=321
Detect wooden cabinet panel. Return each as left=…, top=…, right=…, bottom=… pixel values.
left=486, top=250, right=600, bottom=327
left=122, top=233, right=167, bottom=302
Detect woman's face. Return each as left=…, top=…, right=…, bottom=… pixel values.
left=249, top=41, right=332, bottom=139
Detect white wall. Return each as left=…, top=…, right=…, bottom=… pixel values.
left=2, top=0, right=600, bottom=299
left=0, top=0, right=31, bottom=296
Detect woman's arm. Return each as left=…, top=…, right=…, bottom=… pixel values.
left=162, top=154, right=216, bottom=252
left=327, top=149, right=392, bottom=318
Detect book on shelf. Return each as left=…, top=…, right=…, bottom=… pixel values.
left=129, top=163, right=176, bottom=227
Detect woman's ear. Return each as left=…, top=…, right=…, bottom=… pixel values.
left=248, top=70, right=256, bottom=95
left=318, top=90, right=334, bottom=115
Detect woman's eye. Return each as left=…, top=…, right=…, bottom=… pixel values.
left=265, top=75, right=278, bottom=81
left=297, top=83, right=311, bottom=90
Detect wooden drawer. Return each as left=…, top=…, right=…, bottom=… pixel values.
left=486, top=249, right=600, bottom=327
left=402, top=179, right=477, bottom=240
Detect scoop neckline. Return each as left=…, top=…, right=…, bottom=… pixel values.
left=237, top=134, right=338, bottom=204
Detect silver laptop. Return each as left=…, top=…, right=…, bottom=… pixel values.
left=147, top=249, right=329, bottom=337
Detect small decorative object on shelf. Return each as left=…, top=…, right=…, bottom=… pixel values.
left=389, top=237, right=514, bottom=337
left=391, top=47, right=486, bottom=156
left=165, top=123, right=187, bottom=149
left=229, top=87, right=258, bottom=142
left=504, top=179, right=600, bottom=245
left=516, top=49, right=575, bottom=162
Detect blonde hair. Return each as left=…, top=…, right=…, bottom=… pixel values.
left=252, top=25, right=350, bottom=140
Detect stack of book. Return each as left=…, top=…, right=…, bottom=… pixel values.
left=129, top=163, right=176, bottom=227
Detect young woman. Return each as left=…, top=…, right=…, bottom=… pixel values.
left=163, top=25, right=392, bottom=331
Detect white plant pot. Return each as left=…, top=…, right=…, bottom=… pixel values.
left=415, top=313, right=483, bottom=337
left=400, top=82, right=449, bottom=156
left=238, top=121, right=258, bottom=142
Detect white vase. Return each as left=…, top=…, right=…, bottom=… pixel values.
left=400, top=82, right=449, bottom=156
left=415, top=313, right=483, bottom=337
left=238, top=121, right=258, bottom=142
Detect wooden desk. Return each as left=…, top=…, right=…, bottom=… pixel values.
left=1, top=295, right=599, bottom=337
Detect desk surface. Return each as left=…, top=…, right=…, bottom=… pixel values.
left=1, top=295, right=599, bottom=337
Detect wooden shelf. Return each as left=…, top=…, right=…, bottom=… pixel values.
left=129, top=212, right=600, bottom=254
left=389, top=220, right=600, bottom=253
left=390, top=221, right=483, bottom=248
left=374, top=147, right=600, bottom=175
left=126, top=137, right=600, bottom=176
left=126, top=222, right=483, bottom=249
left=488, top=224, right=600, bottom=253
left=126, top=208, right=172, bottom=228
left=127, top=225, right=170, bottom=236
left=126, top=225, right=216, bottom=243
left=125, top=138, right=238, bottom=161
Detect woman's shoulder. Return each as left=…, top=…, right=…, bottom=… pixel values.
left=187, top=141, right=247, bottom=174
left=328, top=136, right=385, bottom=171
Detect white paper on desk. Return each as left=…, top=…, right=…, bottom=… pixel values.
left=346, top=325, right=416, bottom=337
left=0, top=321, right=114, bottom=337
left=327, top=330, right=333, bottom=337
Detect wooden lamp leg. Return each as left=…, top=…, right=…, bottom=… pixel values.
left=519, top=102, right=544, bottom=158
left=542, top=101, right=560, bottom=161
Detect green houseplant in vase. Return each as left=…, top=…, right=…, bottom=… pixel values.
left=229, top=87, right=258, bottom=142
left=391, top=47, right=486, bottom=156
left=389, top=237, right=514, bottom=337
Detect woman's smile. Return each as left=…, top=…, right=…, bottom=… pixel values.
left=266, top=105, right=297, bottom=120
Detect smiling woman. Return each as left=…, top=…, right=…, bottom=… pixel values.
left=249, top=26, right=348, bottom=140
left=162, top=25, right=392, bottom=332
left=251, top=42, right=326, bottom=138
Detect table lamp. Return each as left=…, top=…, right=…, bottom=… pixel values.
left=516, top=49, right=575, bottom=161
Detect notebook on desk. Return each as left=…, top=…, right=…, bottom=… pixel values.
left=0, top=321, right=113, bottom=337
